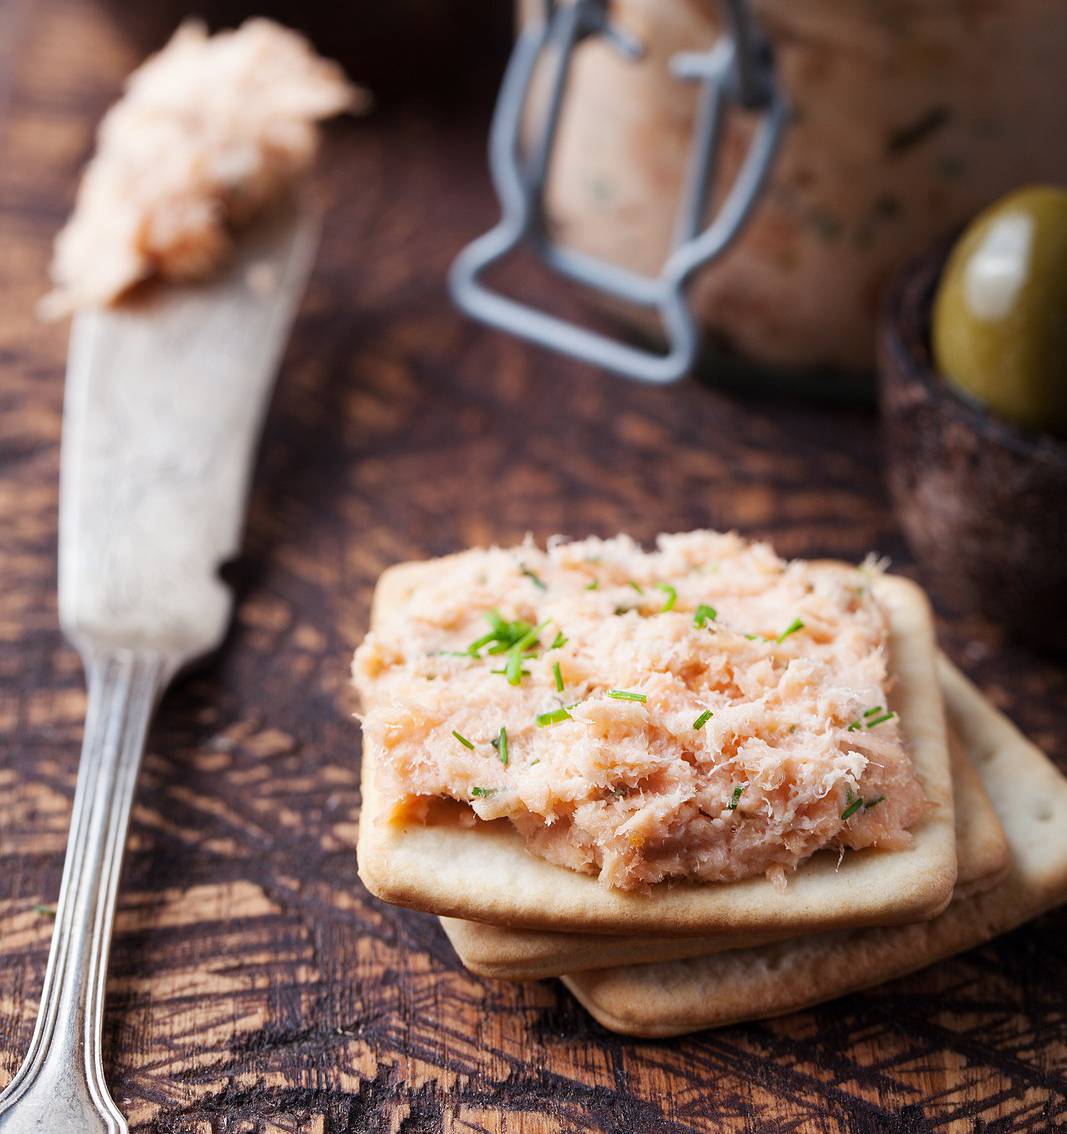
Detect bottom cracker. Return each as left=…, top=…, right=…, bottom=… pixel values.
left=561, top=658, right=1067, bottom=1036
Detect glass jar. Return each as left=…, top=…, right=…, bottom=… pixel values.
left=540, top=0, right=1067, bottom=373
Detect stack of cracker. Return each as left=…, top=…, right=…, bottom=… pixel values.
left=356, top=548, right=1067, bottom=1037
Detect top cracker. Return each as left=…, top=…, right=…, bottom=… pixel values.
left=355, top=533, right=956, bottom=936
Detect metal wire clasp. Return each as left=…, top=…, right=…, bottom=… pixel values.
left=449, top=0, right=788, bottom=384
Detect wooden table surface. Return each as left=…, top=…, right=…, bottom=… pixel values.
left=3, top=2, right=1067, bottom=1130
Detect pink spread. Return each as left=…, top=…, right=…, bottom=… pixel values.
left=354, top=532, right=928, bottom=891
left=41, top=19, right=363, bottom=317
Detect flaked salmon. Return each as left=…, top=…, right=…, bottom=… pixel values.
left=354, top=533, right=928, bottom=891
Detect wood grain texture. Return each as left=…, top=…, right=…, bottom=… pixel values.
left=2, top=1, right=1067, bottom=1130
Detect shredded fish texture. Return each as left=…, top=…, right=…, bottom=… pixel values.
left=354, top=532, right=929, bottom=891
left=40, top=18, right=364, bottom=318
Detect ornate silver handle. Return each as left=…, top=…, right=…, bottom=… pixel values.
left=0, top=648, right=171, bottom=1134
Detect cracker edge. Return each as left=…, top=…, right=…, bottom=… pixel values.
left=356, top=561, right=957, bottom=936
left=561, top=659, right=1067, bottom=1036
left=440, top=721, right=1008, bottom=979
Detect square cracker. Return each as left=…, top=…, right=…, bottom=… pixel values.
left=357, top=560, right=957, bottom=936
left=439, top=716, right=1009, bottom=980
left=561, top=659, right=1067, bottom=1037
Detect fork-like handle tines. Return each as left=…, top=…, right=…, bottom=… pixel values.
left=0, top=647, right=171, bottom=1134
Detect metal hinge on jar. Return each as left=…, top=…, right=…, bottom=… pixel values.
left=449, top=0, right=789, bottom=384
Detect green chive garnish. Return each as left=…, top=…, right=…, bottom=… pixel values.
left=553, top=661, right=564, bottom=692
left=848, top=708, right=897, bottom=731
left=536, top=708, right=572, bottom=727
left=470, top=786, right=497, bottom=799
left=693, top=709, right=713, bottom=730
left=451, top=730, right=475, bottom=750
left=521, top=564, right=547, bottom=590
left=728, top=785, right=745, bottom=810
left=550, top=631, right=567, bottom=649
left=694, top=603, right=717, bottom=628
left=497, top=726, right=509, bottom=765
left=841, top=787, right=863, bottom=820
left=466, top=630, right=498, bottom=655
left=607, top=690, right=646, bottom=703
left=864, top=795, right=886, bottom=810
left=776, top=617, right=805, bottom=644
left=628, top=580, right=644, bottom=595
left=505, top=650, right=525, bottom=686
left=512, top=620, right=549, bottom=654
left=466, top=609, right=536, bottom=656
left=585, top=579, right=599, bottom=591
left=657, top=583, right=677, bottom=612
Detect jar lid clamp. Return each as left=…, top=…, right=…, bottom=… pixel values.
left=449, top=0, right=789, bottom=384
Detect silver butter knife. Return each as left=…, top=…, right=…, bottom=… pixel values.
left=0, top=198, right=319, bottom=1134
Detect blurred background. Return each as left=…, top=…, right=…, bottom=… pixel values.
left=2, top=1, right=1067, bottom=1130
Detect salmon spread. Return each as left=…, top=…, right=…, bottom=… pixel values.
left=41, top=19, right=363, bottom=318
left=354, top=533, right=929, bottom=891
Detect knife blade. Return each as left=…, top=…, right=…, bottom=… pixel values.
left=0, top=196, right=319, bottom=1134
left=59, top=195, right=320, bottom=661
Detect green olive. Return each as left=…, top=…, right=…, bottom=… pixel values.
left=932, top=185, right=1067, bottom=437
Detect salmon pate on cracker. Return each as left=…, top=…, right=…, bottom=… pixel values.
left=353, top=532, right=930, bottom=894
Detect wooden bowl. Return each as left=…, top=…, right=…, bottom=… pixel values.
left=878, top=243, right=1067, bottom=655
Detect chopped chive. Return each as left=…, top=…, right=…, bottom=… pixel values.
left=693, top=709, right=713, bottom=730
left=728, top=785, right=745, bottom=810
left=841, top=796, right=864, bottom=820
left=628, top=580, right=644, bottom=594
left=848, top=707, right=896, bottom=732
left=451, top=730, right=475, bottom=750
left=466, top=609, right=535, bottom=656
left=657, top=583, right=677, bottom=612
left=864, top=795, right=886, bottom=810
left=491, top=666, right=529, bottom=678
left=744, top=633, right=762, bottom=641
left=497, top=726, right=509, bottom=765
left=776, top=617, right=805, bottom=644
left=505, top=650, right=526, bottom=685
left=529, top=758, right=541, bottom=766
left=613, top=605, right=634, bottom=616
left=512, top=619, right=549, bottom=654
left=521, top=564, right=547, bottom=590
left=607, top=690, right=646, bottom=703
left=536, top=707, right=572, bottom=727
left=465, top=631, right=497, bottom=655
left=694, top=603, right=717, bottom=628
left=585, top=579, right=600, bottom=591
left=470, top=786, right=497, bottom=799
left=550, top=631, right=567, bottom=649
left=553, top=661, right=564, bottom=692
left=32, top=903, right=56, bottom=918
